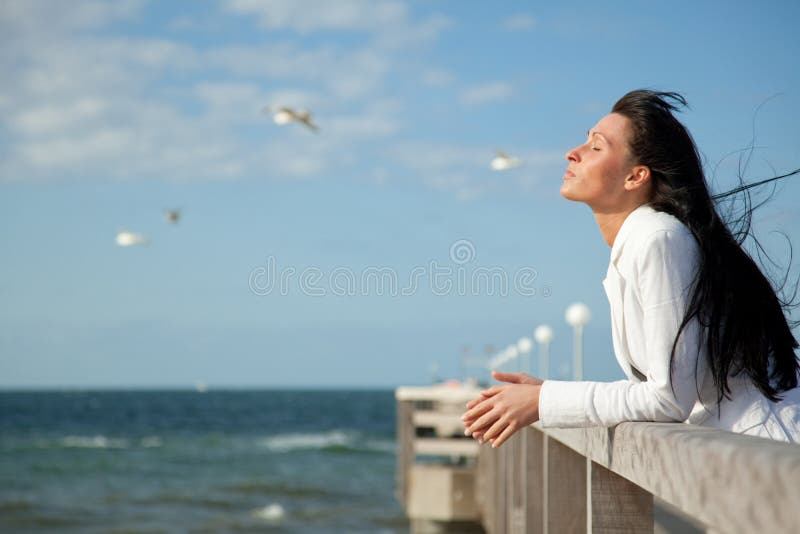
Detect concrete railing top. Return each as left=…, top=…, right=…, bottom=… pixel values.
left=540, top=422, right=800, bottom=533
left=395, top=385, right=482, bottom=403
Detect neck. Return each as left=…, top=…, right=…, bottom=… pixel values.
left=593, top=203, right=646, bottom=247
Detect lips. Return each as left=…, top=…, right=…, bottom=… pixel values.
left=563, top=168, right=576, bottom=179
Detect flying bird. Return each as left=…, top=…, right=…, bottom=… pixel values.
left=164, top=209, right=180, bottom=224
left=490, top=150, right=521, bottom=171
left=115, top=230, right=149, bottom=247
left=262, top=106, right=319, bottom=132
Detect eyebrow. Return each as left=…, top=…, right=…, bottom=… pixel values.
left=587, top=130, right=610, bottom=143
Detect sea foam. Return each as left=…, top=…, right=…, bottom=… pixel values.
left=252, top=503, right=285, bottom=522
left=60, top=436, right=128, bottom=449
left=258, top=430, right=395, bottom=454
left=258, top=430, right=351, bottom=452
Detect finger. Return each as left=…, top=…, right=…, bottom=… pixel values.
left=492, top=371, right=523, bottom=384
left=462, top=397, right=495, bottom=422
left=479, top=386, right=504, bottom=398
left=491, top=423, right=518, bottom=448
left=462, top=417, right=478, bottom=435
left=467, top=409, right=500, bottom=434
left=465, top=397, right=479, bottom=409
left=482, top=418, right=507, bottom=442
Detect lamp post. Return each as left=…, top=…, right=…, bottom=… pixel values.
left=429, top=361, right=440, bottom=384
left=533, top=325, right=554, bottom=379
left=482, top=344, right=496, bottom=385
left=505, top=345, right=519, bottom=372
left=517, top=337, right=533, bottom=374
left=490, top=346, right=514, bottom=369
left=460, top=345, right=471, bottom=383
left=565, top=303, right=591, bottom=380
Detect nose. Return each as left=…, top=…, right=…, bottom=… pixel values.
left=565, top=145, right=580, bottom=163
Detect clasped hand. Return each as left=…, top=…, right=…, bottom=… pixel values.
left=461, top=371, right=543, bottom=448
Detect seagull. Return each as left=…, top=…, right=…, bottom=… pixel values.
left=490, top=150, right=521, bottom=171
left=115, top=230, right=149, bottom=247
left=262, top=106, right=319, bottom=132
left=164, top=209, right=180, bottom=224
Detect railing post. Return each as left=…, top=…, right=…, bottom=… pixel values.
left=483, top=446, right=496, bottom=533
left=495, top=444, right=507, bottom=534
left=590, top=461, right=653, bottom=533
left=396, top=399, right=414, bottom=505
left=507, top=433, right=523, bottom=533
left=546, top=435, right=587, bottom=533
left=523, top=427, right=545, bottom=534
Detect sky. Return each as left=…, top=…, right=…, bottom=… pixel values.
left=1, top=0, right=799, bottom=389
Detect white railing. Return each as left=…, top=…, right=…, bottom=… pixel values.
left=477, top=423, right=800, bottom=533
left=397, top=387, right=800, bottom=533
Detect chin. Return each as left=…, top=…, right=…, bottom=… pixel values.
left=560, top=184, right=579, bottom=201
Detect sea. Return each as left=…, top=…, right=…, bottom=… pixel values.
left=0, top=389, right=407, bottom=533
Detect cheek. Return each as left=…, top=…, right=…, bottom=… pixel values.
left=594, top=159, right=625, bottom=191
left=581, top=161, right=612, bottom=191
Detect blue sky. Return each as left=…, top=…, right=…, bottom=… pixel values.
left=1, top=0, right=799, bottom=388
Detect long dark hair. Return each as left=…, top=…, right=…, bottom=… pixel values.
left=611, top=89, right=799, bottom=403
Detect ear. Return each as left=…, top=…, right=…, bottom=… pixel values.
left=624, top=165, right=651, bottom=191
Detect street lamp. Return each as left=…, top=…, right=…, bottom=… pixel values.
left=533, top=325, right=554, bottom=379
left=517, top=337, right=533, bottom=374
left=505, top=345, right=519, bottom=371
left=489, top=345, right=519, bottom=371
left=565, top=303, right=591, bottom=380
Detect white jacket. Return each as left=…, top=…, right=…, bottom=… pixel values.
left=538, top=204, right=800, bottom=443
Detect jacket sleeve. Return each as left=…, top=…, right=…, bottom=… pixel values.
left=538, top=228, right=705, bottom=428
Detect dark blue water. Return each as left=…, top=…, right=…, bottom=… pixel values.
left=0, top=390, right=407, bottom=533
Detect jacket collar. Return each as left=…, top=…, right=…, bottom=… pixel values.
left=609, top=203, right=655, bottom=265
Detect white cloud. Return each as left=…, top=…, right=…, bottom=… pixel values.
left=388, top=142, right=485, bottom=174
left=0, top=0, right=144, bottom=35
left=502, top=14, right=536, bottom=32
left=513, top=149, right=569, bottom=192
left=376, top=13, right=453, bottom=48
left=0, top=0, right=542, bottom=200
left=16, top=127, right=135, bottom=168
left=195, top=82, right=263, bottom=108
left=460, top=82, right=515, bottom=106
left=0, top=6, right=399, bottom=183
left=205, top=45, right=389, bottom=100
left=383, top=142, right=497, bottom=199
left=13, top=98, right=108, bottom=136
left=261, top=88, right=322, bottom=111
left=326, top=115, right=400, bottom=137
left=420, top=69, right=455, bottom=87
left=223, top=0, right=408, bottom=33
left=222, top=0, right=452, bottom=49
left=382, top=142, right=566, bottom=199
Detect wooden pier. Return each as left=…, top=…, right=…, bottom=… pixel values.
left=396, top=385, right=800, bottom=533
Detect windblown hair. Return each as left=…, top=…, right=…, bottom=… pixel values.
left=611, top=89, right=799, bottom=403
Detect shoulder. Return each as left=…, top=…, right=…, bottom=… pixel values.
left=615, top=207, right=700, bottom=288
left=627, top=208, right=697, bottom=256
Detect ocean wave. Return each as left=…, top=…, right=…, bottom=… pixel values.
left=140, top=436, right=163, bottom=448
left=257, top=431, right=394, bottom=455
left=135, top=493, right=237, bottom=510
left=60, top=436, right=129, bottom=449
left=251, top=503, right=285, bottom=522
left=224, top=481, right=332, bottom=498
left=259, top=430, right=350, bottom=452
left=17, top=435, right=165, bottom=450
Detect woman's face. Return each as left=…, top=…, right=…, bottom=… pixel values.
left=561, top=112, right=638, bottom=211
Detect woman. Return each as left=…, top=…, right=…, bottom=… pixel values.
left=462, top=90, right=800, bottom=446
